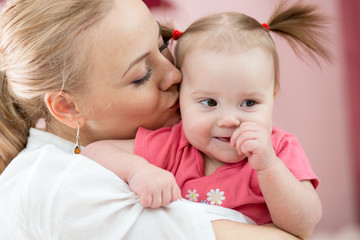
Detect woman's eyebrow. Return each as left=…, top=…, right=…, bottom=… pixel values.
left=122, top=22, right=160, bottom=79
left=122, top=51, right=151, bottom=78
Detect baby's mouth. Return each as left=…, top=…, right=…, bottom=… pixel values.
left=215, top=137, right=231, bottom=142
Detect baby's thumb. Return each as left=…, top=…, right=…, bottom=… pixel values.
left=172, top=185, right=182, bottom=201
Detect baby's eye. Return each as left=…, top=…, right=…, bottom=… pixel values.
left=241, top=100, right=256, bottom=107
left=200, top=99, right=217, bottom=107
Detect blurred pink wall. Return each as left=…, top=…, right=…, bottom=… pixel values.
left=340, top=0, right=360, bottom=224
left=148, top=0, right=358, bottom=233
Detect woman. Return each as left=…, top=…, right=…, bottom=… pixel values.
left=0, top=0, right=300, bottom=239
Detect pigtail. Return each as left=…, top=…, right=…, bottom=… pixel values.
left=0, top=69, right=30, bottom=174
left=268, top=1, right=333, bottom=64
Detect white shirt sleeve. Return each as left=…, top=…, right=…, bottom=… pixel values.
left=0, top=145, right=216, bottom=240
left=45, top=147, right=216, bottom=240
left=2, top=136, right=253, bottom=240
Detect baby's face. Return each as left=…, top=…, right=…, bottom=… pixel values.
left=179, top=47, right=275, bottom=164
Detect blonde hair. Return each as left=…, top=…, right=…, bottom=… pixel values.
left=0, top=0, right=113, bottom=173
left=174, top=1, right=332, bottom=94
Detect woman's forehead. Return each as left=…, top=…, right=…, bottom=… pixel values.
left=82, top=0, right=158, bottom=84
left=103, top=0, right=156, bottom=35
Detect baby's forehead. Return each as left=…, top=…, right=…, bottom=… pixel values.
left=180, top=47, right=275, bottom=97
left=179, top=40, right=273, bottom=70
left=183, top=45, right=272, bottom=66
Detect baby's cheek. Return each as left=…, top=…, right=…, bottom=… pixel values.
left=182, top=117, right=203, bottom=140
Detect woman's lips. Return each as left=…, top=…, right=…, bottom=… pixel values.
left=169, top=98, right=179, bottom=110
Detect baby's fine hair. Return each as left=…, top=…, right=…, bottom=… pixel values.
left=0, top=0, right=113, bottom=173
left=174, top=1, right=332, bottom=93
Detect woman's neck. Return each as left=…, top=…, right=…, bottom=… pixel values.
left=43, top=119, right=79, bottom=145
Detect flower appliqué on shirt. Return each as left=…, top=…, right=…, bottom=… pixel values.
left=185, top=189, right=199, bottom=202
left=207, top=189, right=225, bottom=206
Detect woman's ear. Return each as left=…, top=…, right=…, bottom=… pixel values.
left=44, top=91, right=85, bottom=129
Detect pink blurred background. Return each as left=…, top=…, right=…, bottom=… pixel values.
left=0, top=0, right=359, bottom=238
left=145, top=0, right=360, bottom=237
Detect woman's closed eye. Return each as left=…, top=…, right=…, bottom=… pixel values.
left=132, top=39, right=168, bottom=86
left=133, top=69, right=152, bottom=86
left=240, top=100, right=257, bottom=107
left=200, top=98, right=217, bottom=107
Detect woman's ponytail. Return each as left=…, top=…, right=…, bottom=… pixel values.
left=0, top=69, right=30, bottom=173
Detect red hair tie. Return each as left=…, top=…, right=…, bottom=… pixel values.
left=172, top=30, right=183, bottom=40
left=262, top=23, right=270, bottom=31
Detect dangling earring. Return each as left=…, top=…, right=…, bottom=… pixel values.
left=74, top=123, right=81, bottom=154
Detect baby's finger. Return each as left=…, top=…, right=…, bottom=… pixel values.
left=240, top=139, right=257, bottom=156
left=149, top=194, right=162, bottom=209
left=230, top=127, right=242, bottom=147
left=161, top=187, right=172, bottom=206
left=235, top=131, right=257, bottom=154
left=230, top=122, right=257, bottom=147
left=171, top=185, right=182, bottom=201
left=140, top=194, right=152, bottom=208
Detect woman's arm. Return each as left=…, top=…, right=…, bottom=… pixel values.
left=212, top=221, right=302, bottom=240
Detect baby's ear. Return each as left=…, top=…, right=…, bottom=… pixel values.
left=44, top=91, right=85, bottom=129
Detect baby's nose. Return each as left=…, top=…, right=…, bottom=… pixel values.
left=217, top=114, right=240, bottom=128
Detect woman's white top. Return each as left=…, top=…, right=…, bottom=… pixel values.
left=0, top=128, right=222, bottom=240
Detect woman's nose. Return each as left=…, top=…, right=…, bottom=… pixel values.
left=218, top=114, right=241, bottom=128
left=159, top=59, right=182, bottom=91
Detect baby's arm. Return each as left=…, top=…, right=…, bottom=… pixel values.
left=231, top=122, right=321, bottom=239
left=82, top=140, right=181, bottom=208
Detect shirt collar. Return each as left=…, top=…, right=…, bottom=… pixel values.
left=26, top=128, right=75, bottom=154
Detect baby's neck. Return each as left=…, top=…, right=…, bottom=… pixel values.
left=203, top=154, right=225, bottom=176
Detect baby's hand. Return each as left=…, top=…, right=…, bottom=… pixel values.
left=230, top=122, right=276, bottom=172
left=128, top=164, right=181, bottom=208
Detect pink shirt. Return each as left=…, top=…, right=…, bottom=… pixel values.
left=134, top=122, right=319, bottom=224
